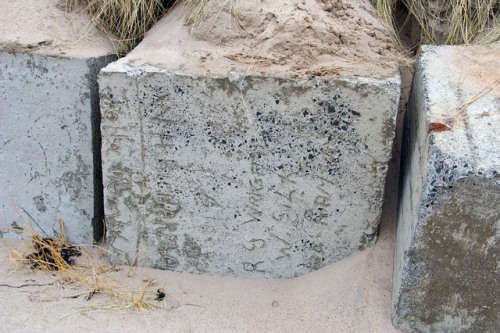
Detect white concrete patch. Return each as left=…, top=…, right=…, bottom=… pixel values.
left=393, top=45, right=500, bottom=333
left=99, top=61, right=400, bottom=278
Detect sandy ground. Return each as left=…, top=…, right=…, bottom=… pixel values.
left=0, top=0, right=114, bottom=57
left=0, top=151, right=402, bottom=333
left=128, top=0, right=400, bottom=79
left=0, top=214, right=400, bottom=333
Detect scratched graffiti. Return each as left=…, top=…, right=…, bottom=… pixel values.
left=101, top=74, right=396, bottom=278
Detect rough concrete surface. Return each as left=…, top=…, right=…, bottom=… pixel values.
left=393, top=44, right=500, bottom=333
left=0, top=0, right=116, bottom=243
left=100, top=68, right=399, bottom=278
left=100, top=0, right=401, bottom=279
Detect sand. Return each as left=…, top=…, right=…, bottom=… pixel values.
left=0, top=213, right=400, bottom=333
left=127, top=0, right=400, bottom=79
left=0, top=0, right=114, bottom=57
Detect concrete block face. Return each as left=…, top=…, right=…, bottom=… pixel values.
left=100, top=62, right=400, bottom=278
left=393, top=45, right=500, bottom=333
left=0, top=52, right=113, bottom=243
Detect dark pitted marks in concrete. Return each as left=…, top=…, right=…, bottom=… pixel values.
left=100, top=66, right=400, bottom=278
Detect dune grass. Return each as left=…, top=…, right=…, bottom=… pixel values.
left=67, top=0, right=237, bottom=55
left=72, top=0, right=498, bottom=57
left=372, top=0, right=499, bottom=51
left=67, top=0, right=174, bottom=55
left=9, top=218, right=164, bottom=311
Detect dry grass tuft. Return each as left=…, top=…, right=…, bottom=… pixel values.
left=9, top=218, right=165, bottom=311
left=177, top=0, right=238, bottom=26
left=372, top=0, right=500, bottom=51
left=372, top=0, right=403, bottom=46
left=66, top=0, right=239, bottom=55
left=67, top=0, right=174, bottom=55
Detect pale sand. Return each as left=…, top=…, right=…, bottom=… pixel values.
left=0, top=178, right=401, bottom=333
left=127, top=0, right=400, bottom=79
left=0, top=0, right=114, bottom=57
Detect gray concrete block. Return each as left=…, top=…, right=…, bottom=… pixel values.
left=393, top=45, right=500, bottom=332
left=100, top=0, right=401, bottom=278
left=0, top=52, right=114, bottom=243
left=100, top=61, right=400, bottom=278
left=0, top=1, right=115, bottom=243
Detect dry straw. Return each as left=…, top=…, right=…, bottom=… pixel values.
left=67, top=0, right=173, bottom=55
left=179, top=0, right=238, bottom=26
left=9, top=216, right=165, bottom=312
left=70, top=0, right=498, bottom=57
left=372, top=0, right=499, bottom=50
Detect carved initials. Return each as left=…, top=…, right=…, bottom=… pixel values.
left=314, top=195, right=331, bottom=207
left=278, top=172, right=297, bottom=185
left=272, top=211, right=290, bottom=223
left=242, top=213, right=262, bottom=225
left=249, top=178, right=264, bottom=190
left=270, top=233, right=292, bottom=260
left=249, top=195, right=263, bottom=206
left=243, top=261, right=265, bottom=272
left=275, top=190, right=296, bottom=202
left=243, top=239, right=266, bottom=251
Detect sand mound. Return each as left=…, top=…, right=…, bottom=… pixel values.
left=127, top=0, right=400, bottom=79
left=0, top=0, right=113, bottom=57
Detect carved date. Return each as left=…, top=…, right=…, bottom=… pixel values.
left=243, top=239, right=266, bottom=251
left=243, top=261, right=265, bottom=272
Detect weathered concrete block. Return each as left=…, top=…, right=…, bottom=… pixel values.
left=393, top=45, right=500, bottom=332
left=100, top=1, right=401, bottom=278
left=0, top=0, right=115, bottom=243
left=100, top=66, right=399, bottom=278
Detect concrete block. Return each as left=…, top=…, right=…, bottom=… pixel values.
left=99, top=1, right=401, bottom=278
left=0, top=0, right=115, bottom=243
left=393, top=45, right=500, bottom=332
left=100, top=66, right=399, bottom=278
